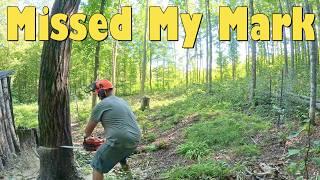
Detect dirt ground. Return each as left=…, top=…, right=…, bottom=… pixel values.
left=1, top=117, right=319, bottom=179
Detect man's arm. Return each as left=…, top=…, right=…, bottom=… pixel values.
left=84, top=120, right=98, bottom=138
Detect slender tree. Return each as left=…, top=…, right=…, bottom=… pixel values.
left=149, top=43, right=153, bottom=91
left=111, top=0, right=121, bottom=93
left=285, top=0, right=295, bottom=79
left=229, top=33, right=239, bottom=80
left=249, top=0, right=257, bottom=106
left=38, top=0, right=81, bottom=179
left=304, top=0, right=318, bottom=125
left=92, top=0, right=107, bottom=108
left=185, top=0, right=189, bottom=87
left=206, top=0, right=213, bottom=92
left=278, top=0, right=289, bottom=76
left=140, top=0, right=148, bottom=95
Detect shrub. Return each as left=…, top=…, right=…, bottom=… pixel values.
left=14, top=103, right=38, bottom=128
left=164, top=161, right=233, bottom=180
left=233, top=144, right=261, bottom=157
left=177, top=142, right=210, bottom=160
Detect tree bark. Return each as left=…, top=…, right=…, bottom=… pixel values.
left=92, top=0, right=107, bottom=108
left=0, top=76, right=20, bottom=170
left=38, top=0, right=82, bottom=179
left=185, top=0, right=189, bottom=87
left=186, top=49, right=189, bottom=87
left=285, top=0, right=295, bottom=79
left=278, top=0, right=289, bottom=76
left=304, top=0, right=318, bottom=125
left=249, top=0, right=257, bottom=106
left=206, top=0, right=213, bottom=92
left=111, top=41, right=118, bottom=91
left=140, top=0, right=148, bottom=95
left=149, top=43, right=152, bottom=91
left=205, top=0, right=209, bottom=85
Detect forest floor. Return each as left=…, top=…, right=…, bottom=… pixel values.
left=1, top=87, right=320, bottom=179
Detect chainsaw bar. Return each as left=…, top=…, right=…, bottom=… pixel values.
left=60, top=145, right=83, bottom=149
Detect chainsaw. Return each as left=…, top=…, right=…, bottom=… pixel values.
left=60, top=136, right=105, bottom=151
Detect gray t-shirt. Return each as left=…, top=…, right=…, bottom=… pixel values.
left=90, top=95, right=141, bottom=147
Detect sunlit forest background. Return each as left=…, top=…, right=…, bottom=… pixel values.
left=1, top=0, right=320, bottom=179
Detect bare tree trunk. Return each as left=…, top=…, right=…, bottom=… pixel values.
left=111, top=0, right=121, bottom=94
left=286, top=0, right=295, bottom=79
left=185, top=0, right=189, bottom=87
left=38, top=0, right=82, bottom=179
left=316, top=0, right=320, bottom=52
left=246, top=41, right=250, bottom=77
left=111, top=41, right=118, bottom=90
left=206, top=0, right=213, bottom=92
left=0, top=76, right=20, bottom=170
left=205, top=1, right=209, bottom=84
left=249, top=0, right=257, bottom=106
left=186, top=49, right=189, bottom=87
left=304, top=0, right=318, bottom=125
left=271, top=40, right=275, bottom=65
left=279, top=0, right=289, bottom=76
left=140, top=0, right=148, bottom=95
left=92, top=0, right=107, bottom=108
left=149, top=43, right=152, bottom=91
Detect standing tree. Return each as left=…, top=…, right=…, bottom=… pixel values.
left=304, top=0, right=318, bottom=125
left=38, top=0, right=81, bottom=179
left=278, top=0, right=289, bottom=76
left=229, top=33, right=239, bottom=80
left=140, top=0, right=148, bottom=95
left=285, top=0, right=295, bottom=79
left=206, top=0, right=213, bottom=92
left=249, top=0, right=257, bottom=106
left=92, top=0, right=107, bottom=108
left=111, top=0, right=121, bottom=93
left=185, top=0, right=189, bottom=87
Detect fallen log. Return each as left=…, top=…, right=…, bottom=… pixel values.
left=286, top=92, right=320, bottom=111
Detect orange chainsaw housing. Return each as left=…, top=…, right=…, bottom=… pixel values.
left=83, top=137, right=105, bottom=151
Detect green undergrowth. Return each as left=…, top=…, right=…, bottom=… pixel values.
left=14, top=103, right=38, bottom=128
left=163, top=161, right=245, bottom=180
left=176, top=110, right=269, bottom=160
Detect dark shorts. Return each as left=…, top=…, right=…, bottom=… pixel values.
left=90, top=143, right=136, bottom=173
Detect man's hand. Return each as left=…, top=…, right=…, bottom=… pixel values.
left=83, top=136, right=105, bottom=151
left=84, top=120, right=98, bottom=138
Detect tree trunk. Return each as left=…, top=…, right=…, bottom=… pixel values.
left=38, top=0, right=81, bottom=179
left=149, top=43, right=152, bottom=91
left=0, top=76, right=20, bottom=170
left=279, top=0, right=289, bottom=76
left=271, top=40, right=275, bottom=65
left=111, top=41, right=118, bottom=91
left=140, top=0, right=148, bottom=95
left=186, top=49, right=189, bottom=87
left=316, top=0, right=320, bottom=51
left=92, top=0, right=107, bottom=108
left=206, top=0, right=213, bottom=92
left=304, top=0, right=318, bottom=125
left=249, top=0, right=257, bottom=106
left=185, top=0, right=189, bottom=87
left=205, top=1, right=209, bottom=84
left=286, top=0, right=295, bottom=79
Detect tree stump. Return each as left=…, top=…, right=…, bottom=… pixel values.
left=37, top=146, right=81, bottom=180
left=16, top=128, right=38, bottom=150
left=140, top=96, right=150, bottom=111
left=0, top=72, right=20, bottom=170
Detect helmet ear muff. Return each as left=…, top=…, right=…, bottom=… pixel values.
left=98, top=89, right=107, bottom=99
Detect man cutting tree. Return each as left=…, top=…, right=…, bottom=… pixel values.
left=84, top=79, right=141, bottom=180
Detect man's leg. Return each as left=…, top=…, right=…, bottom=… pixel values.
left=119, top=158, right=130, bottom=172
left=92, top=169, right=104, bottom=180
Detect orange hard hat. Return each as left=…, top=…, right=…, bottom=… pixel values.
left=94, top=80, right=113, bottom=93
